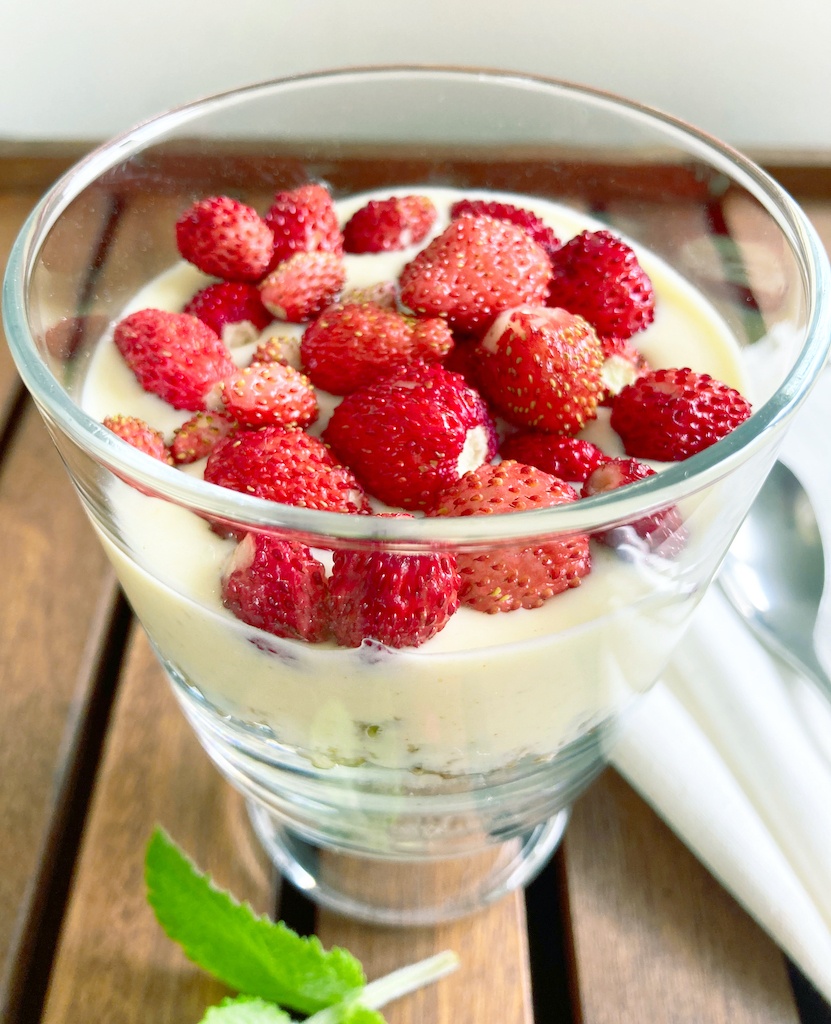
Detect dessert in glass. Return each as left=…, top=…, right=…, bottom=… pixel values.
left=5, top=68, right=830, bottom=924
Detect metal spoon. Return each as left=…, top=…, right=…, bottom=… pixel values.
left=719, top=461, right=831, bottom=700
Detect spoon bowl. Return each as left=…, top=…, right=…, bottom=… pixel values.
left=720, top=461, right=831, bottom=699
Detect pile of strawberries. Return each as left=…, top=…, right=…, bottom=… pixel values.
left=104, top=182, right=752, bottom=649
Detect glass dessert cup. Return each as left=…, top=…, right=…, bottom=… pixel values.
left=4, top=68, right=830, bottom=925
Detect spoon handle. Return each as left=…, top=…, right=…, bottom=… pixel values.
left=757, top=627, right=831, bottom=704
left=800, top=648, right=831, bottom=704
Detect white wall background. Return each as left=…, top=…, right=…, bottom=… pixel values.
left=2, top=0, right=829, bottom=153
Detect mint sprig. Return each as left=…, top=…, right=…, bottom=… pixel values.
left=145, top=827, right=458, bottom=1022
left=146, top=827, right=364, bottom=1014
left=198, top=995, right=392, bottom=1024
left=200, top=995, right=293, bottom=1023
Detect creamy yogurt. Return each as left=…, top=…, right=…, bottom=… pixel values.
left=82, top=188, right=746, bottom=775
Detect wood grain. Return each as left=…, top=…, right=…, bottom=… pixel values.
left=0, top=192, right=41, bottom=428
left=1, top=143, right=830, bottom=196
left=562, top=771, right=801, bottom=1024
left=317, top=893, right=534, bottom=1024
left=40, top=625, right=276, bottom=1024
left=0, top=403, right=117, bottom=1022
left=804, top=201, right=831, bottom=254
left=4, top=157, right=830, bottom=1023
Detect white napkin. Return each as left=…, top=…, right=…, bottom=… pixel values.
left=610, top=369, right=831, bottom=1003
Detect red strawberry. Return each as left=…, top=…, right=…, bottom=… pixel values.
left=265, top=183, right=344, bottom=267
left=175, top=196, right=273, bottom=282
left=598, top=336, right=650, bottom=404
left=339, top=280, right=398, bottom=309
left=410, top=317, right=455, bottom=359
left=259, top=251, right=346, bottom=322
left=440, top=334, right=484, bottom=390
left=450, top=198, right=561, bottom=259
left=220, top=361, right=318, bottom=429
left=222, top=534, right=329, bottom=642
left=183, top=281, right=272, bottom=347
left=300, top=301, right=452, bottom=395
left=430, top=461, right=591, bottom=613
left=399, top=214, right=552, bottom=335
left=477, top=305, right=605, bottom=434
left=103, top=414, right=171, bottom=463
left=171, top=411, right=237, bottom=464
left=252, top=333, right=303, bottom=370
left=114, top=309, right=236, bottom=410
left=610, top=367, right=752, bottom=461
left=329, top=514, right=460, bottom=648
left=582, top=457, right=686, bottom=554
left=499, top=433, right=609, bottom=483
left=343, top=195, right=437, bottom=253
left=204, top=425, right=369, bottom=514
left=323, top=362, right=498, bottom=511
left=546, top=229, right=655, bottom=341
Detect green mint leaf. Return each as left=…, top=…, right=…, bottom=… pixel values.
left=304, top=997, right=386, bottom=1024
left=306, top=952, right=458, bottom=1024
left=145, top=827, right=365, bottom=1015
left=199, top=995, right=293, bottom=1023
left=333, top=1005, right=388, bottom=1024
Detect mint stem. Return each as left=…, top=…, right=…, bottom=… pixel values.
left=305, top=951, right=459, bottom=1022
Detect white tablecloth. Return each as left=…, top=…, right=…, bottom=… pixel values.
left=611, top=369, right=831, bottom=1003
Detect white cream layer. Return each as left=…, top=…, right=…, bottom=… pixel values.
left=83, top=188, right=745, bottom=774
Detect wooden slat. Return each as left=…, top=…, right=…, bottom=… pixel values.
left=40, top=617, right=534, bottom=1021
left=562, top=771, right=801, bottom=1024
left=6, top=157, right=830, bottom=1024
left=0, top=192, right=42, bottom=427
left=317, top=893, right=534, bottom=1023
left=804, top=201, right=831, bottom=254
left=0, top=143, right=93, bottom=192
left=0, top=403, right=117, bottom=1021
left=40, top=625, right=276, bottom=1024
left=1, top=144, right=830, bottom=198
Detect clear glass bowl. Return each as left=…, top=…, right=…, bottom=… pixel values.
left=4, top=67, right=830, bottom=924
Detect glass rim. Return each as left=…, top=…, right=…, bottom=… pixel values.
left=4, top=64, right=831, bottom=546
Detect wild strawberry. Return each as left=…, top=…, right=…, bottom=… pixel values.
left=339, top=280, right=398, bottom=309
left=113, top=308, right=236, bottom=410
left=499, top=433, right=609, bottom=483
left=610, top=367, right=752, bottom=461
left=103, top=414, right=171, bottom=463
left=259, top=251, right=346, bottom=322
left=430, top=461, right=591, bottom=613
left=222, top=534, right=329, bottom=642
left=171, top=411, right=237, bottom=464
left=265, top=183, right=344, bottom=267
left=399, top=214, right=552, bottom=335
left=220, top=361, right=318, bottom=429
left=204, top=425, right=369, bottom=514
left=598, top=336, right=650, bottom=404
left=323, top=362, right=497, bottom=511
left=300, top=301, right=452, bottom=395
left=183, top=281, right=272, bottom=347
left=343, top=195, right=437, bottom=253
left=440, top=335, right=484, bottom=390
left=477, top=305, right=605, bottom=434
left=450, top=198, right=561, bottom=260
left=329, top=514, right=460, bottom=648
left=410, top=317, right=455, bottom=359
left=582, top=457, right=686, bottom=555
left=175, top=196, right=273, bottom=282
left=252, top=333, right=303, bottom=370
left=547, top=229, right=655, bottom=341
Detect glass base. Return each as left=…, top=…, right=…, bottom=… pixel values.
left=247, top=799, right=569, bottom=926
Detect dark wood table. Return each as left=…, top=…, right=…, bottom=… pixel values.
left=2, top=153, right=830, bottom=1024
